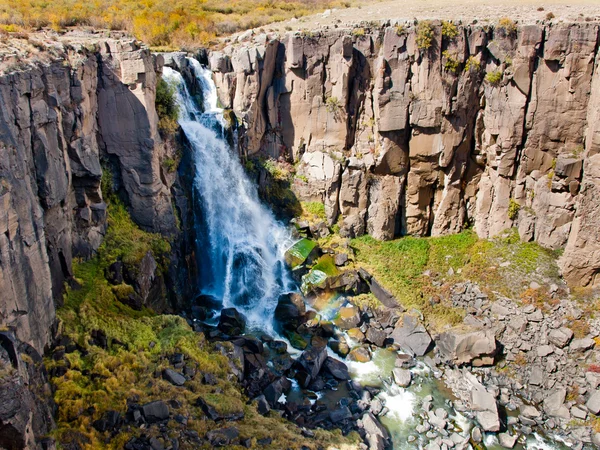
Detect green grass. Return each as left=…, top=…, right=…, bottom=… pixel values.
left=50, top=195, right=356, bottom=450
left=350, top=229, right=561, bottom=330
left=156, top=77, right=179, bottom=136
left=300, top=201, right=327, bottom=224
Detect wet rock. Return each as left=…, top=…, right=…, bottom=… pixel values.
left=295, top=346, right=328, bottom=387
left=141, top=401, right=169, bottom=423
left=323, top=357, right=350, bottom=380
left=392, top=368, right=412, bottom=388
left=329, top=339, right=350, bottom=357
left=264, top=377, right=292, bottom=406
left=471, top=427, right=482, bottom=443
left=347, top=327, right=366, bottom=342
left=390, top=315, right=432, bottom=356
left=366, top=327, right=387, bottom=347
left=334, top=305, right=361, bottom=329
left=254, top=395, right=270, bottom=416
left=498, top=433, right=519, bottom=449
left=330, top=406, right=352, bottom=422
left=218, top=308, right=247, bottom=335
left=162, top=369, right=186, bottom=386
left=348, top=346, right=371, bottom=363
left=274, top=294, right=306, bottom=331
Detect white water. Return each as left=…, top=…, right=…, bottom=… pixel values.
left=162, top=61, right=295, bottom=329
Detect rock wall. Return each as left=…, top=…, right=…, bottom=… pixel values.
left=210, top=21, right=600, bottom=286
left=0, top=35, right=178, bottom=353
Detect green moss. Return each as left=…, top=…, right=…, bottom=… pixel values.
left=51, top=196, right=354, bottom=450
left=156, top=77, right=180, bottom=136
left=285, top=238, right=318, bottom=269
left=301, top=201, right=327, bottom=223
left=311, top=255, right=339, bottom=277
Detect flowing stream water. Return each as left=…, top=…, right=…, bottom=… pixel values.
left=162, top=60, right=566, bottom=450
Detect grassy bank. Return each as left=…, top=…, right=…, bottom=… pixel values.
left=48, top=197, right=358, bottom=449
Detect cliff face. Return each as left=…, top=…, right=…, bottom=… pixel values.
left=0, top=35, right=178, bottom=354
left=210, top=21, right=600, bottom=287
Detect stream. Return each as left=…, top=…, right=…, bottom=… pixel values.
left=162, top=59, right=568, bottom=450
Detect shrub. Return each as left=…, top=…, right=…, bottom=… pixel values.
left=416, top=20, right=434, bottom=50
left=442, top=50, right=460, bottom=73
left=508, top=198, right=520, bottom=220
left=464, top=56, right=481, bottom=72
left=546, top=12, right=555, bottom=20
left=162, top=157, right=178, bottom=173
left=325, top=96, right=343, bottom=113
left=498, top=17, right=517, bottom=37
left=485, top=69, right=503, bottom=85
left=352, top=27, right=365, bottom=37
left=395, top=25, right=406, bottom=36
left=441, top=21, right=458, bottom=39
left=155, top=78, right=179, bottom=136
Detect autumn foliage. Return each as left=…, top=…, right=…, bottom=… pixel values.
left=0, top=0, right=356, bottom=48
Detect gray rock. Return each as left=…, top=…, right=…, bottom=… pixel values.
left=537, top=345, right=554, bottom=357
left=586, top=390, right=600, bottom=415
left=498, top=433, right=519, bottom=449
left=471, top=389, right=500, bottom=432
left=570, top=338, right=596, bottom=352
left=543, top=388, right=567, bottom=417
left=436, top=330, right=497, bottom=366
left=548, top=328, right=574, bottom=348
left=359, top=412, right=391, bottom=450
left=392, top=368, right=412, bottom=388
left=162, top=369, right=186, bottom=386
left=471, top=427, right=483, bottom=443
left=390, top=315, right=432, bottom=356
left=142, top=401, right=170, bottom=423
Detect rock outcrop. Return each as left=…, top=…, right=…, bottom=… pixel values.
left=211, top=21, right=600, bottom=287
left=0, top=33, right=178, bottom=353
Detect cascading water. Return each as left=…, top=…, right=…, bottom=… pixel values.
left=162, top=61, right=295, bottom=329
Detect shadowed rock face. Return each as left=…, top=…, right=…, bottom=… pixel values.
left=212, top=21, right=600, bottom=287
left=0, top=37, right=178, bottom=353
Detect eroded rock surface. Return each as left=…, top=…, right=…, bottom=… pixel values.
left=213, top=21, right=600, bottom=287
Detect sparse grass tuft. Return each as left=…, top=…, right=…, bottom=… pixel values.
left=508, top=198, right=520, bottom=220
left=498, top=17, right=517, bottom=37
left=442, top=50, right=460, bottom=73
left=485, top=69, right=503, bottom=86
left=441, top=21, right=458, bottom=39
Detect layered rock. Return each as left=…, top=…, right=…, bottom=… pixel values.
left=212, top=21, right=600, bottom=287
left=0, top=34, right=178, bottom=353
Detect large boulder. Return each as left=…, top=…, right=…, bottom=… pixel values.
left=471, top=388, right=500, bottom=432
left=141, top=401, right=169, bottom=423
left=436, top=329, right=497, bottom=366
left=390, top=315, right=432, bottom=356
left=294, top=346, right=328, bottom=388
left=218, top=308, right=247, bottom=336
left=358, top=412, right=391, bottom=450
left=274, top=294, right=306, bottom=331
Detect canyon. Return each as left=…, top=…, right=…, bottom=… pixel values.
left=0, top=11, right=600, bottom=450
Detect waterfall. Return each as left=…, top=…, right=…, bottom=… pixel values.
left=162, top=61, right=295, bottom=329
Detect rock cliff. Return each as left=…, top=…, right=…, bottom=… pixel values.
left=0, top=33, right=179, bottom=354
left=210, top=21, right=600, bottom=287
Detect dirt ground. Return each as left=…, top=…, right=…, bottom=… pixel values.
left=259, top=0, right=600, bottom=33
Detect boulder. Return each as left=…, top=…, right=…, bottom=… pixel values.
left=586, top=390, right=600, bottom=415
left=392, top=368, right=412, bottom=388
left=218, top=308, right=247, bottom=335
left=264, top=377, right=292, bottom=406
left=498, top=433, right=519, bottom=449
left=348, top=346, right=371, bottom=363
left=366, top=326, right=387, bottom=347
left=333, top=305, right=361, bottom=329
left=436, top=329, right=497, bottom=366
left=274, top=294, right=305, bottom=331
left=359, top=412, right=391, bottom=450
left=206, top=427, right=239, bottom=447
left=570, top=338, right=596, bottom=352
left=323, top=357, right=350, bottom=380
left=543, top=388, right=568, bottom=418
left=390, top=315, right=432, bottom=356
left=162, top=369, right=186, bottom=387
left=141, top=401, right=169, bottom=423
left=471, top=389, right=500, bottom=432
left=294, top=346, right=328, bottom=388
left=547, top=327, right=574, bottom=348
